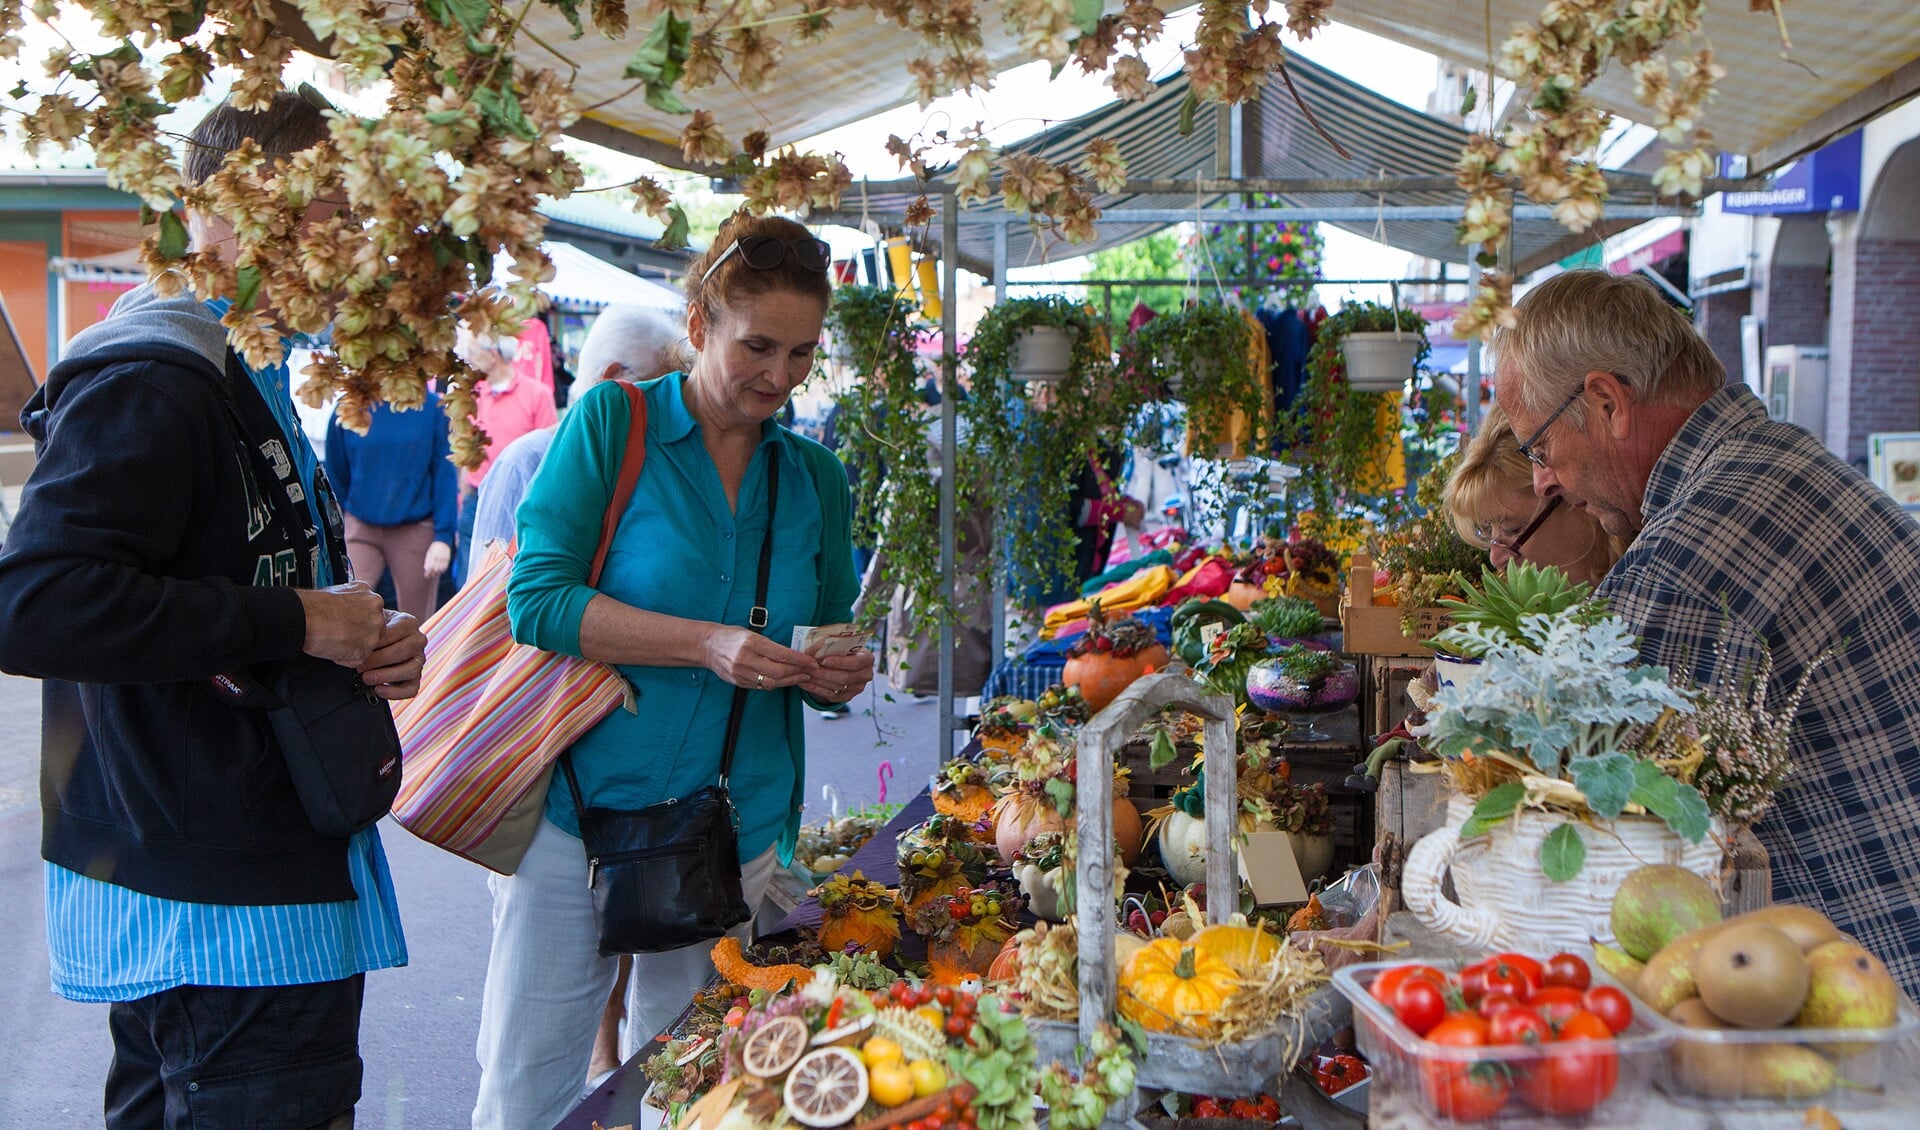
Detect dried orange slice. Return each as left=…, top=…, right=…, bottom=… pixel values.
left=782, top=1047, right=870, bottom=1128
left=741, top=1015, right=808, bottom=1079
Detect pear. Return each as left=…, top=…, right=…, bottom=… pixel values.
left=1591, top=941, right=1645, bottom=993
left=1636, top=920, right=1729, bottom=1013
left=1668, top=999, right=1837, bottom=1100
left=1611, top=864, right=1722, bottom=962
left=1693, top=922, right=1810, bottom=1029
left=1731, top=904, right=1843, bottom=953
left=1796, top=939, right=1900, bottom=1056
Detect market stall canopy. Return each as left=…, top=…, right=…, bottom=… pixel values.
left=506, top=241, right=686, bottom=312
left=467, top=3, right=1920, bottom=178
left=1327, top=0, right=1920, bottom=174
left=830, top=52, right=1665, bottom=278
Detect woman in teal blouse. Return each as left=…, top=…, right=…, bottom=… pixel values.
left=474, top=214, right=872, bottom=1130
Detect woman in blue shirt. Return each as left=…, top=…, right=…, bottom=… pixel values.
left=474, top=214, right=872, bottom=1129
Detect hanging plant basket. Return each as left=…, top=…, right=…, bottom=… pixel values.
left=1012, top=325, right=1074, bottom=383
left=1341, top=331, right=1421, bottom=392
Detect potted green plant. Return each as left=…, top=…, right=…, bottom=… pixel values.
left=1285, top=301, right=1442, bottom=553
left=1124, top=301, right=1265, bottom=456
left=825, top=286, right=955, bottom=630
left=1426, top=562, right=1605, bottom=689
left=1403, top=607, right=1721, bottom=953
left=1245, top=595, right=1325, bottom=645
left=963, top=296, right=1146, bottom=606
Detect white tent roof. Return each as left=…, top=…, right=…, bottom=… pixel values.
left=1329, top=0, right=1920, bottom=172
left=504, top=241, right=685, bottom=312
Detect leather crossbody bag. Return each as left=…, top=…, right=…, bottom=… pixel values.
left=558, top=454, right=780, bottom=955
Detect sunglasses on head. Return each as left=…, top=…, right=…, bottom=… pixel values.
left=701, top=234, right=832, bottom=284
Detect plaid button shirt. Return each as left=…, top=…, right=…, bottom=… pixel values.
left=1598, top=385, right=1920, bottom=995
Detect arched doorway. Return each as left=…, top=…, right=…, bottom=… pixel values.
left=1839, top=137, right=1920, bottom=461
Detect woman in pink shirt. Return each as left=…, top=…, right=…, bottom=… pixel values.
left=455, top=326, right=558, bottom=579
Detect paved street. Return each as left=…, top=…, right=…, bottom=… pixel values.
left=0, top=665, right=947, bottom=1127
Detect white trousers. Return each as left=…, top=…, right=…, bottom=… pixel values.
left=471, top=816, right=777, bottom=1130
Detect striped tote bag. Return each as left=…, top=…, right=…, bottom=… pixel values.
left=390, top=384, right=647, bottom=874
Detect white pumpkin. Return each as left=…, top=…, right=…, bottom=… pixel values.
left=1014, top=861, right=1069, bottom=921
left=1155, top=809, right=1277, bottom=887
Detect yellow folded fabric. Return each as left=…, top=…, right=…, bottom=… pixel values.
left=1043, top=565, right=1176, bottom=632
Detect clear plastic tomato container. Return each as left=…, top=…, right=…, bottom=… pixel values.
left=1641, top=994, right=1920, bottom=1111
left=1333, top=961, right=1667, bottom=1126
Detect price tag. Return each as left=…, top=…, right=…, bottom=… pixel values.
left=1200, top=621, right=1225, bottom=653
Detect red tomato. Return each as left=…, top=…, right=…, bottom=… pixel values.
left=1419, top=1014, right=1510, bottom=1121
left=1255, top=1093, right=1282, bottom=1120
left=1457, top=960, right=1493, bottom=1005
left=1392, top=977, right=1450, bottom=1037
left=1370, top=963, right=1447, bottom=1006
left=1476, top=991, right=1524, bottom=1020
left=1515, top=1011, right=1619, bottom=1115
left=1487, top=1006, right=1550, bottom=1047
left=1493, top=952, right=1546, bottom=983
left=1529, top=985, right=1587, bottom=1027
left=1543, top=952, right=1593, bottom=991
left=1228, top=1100, right=1259, bottom=1120
left=1481, top=960, right=1541, bottom=1002
left=1582, top=986, right=1634, bottom=1034
left=1192, top=1098, right=1222, bottom=1118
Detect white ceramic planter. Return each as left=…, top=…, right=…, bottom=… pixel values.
left=1403, top=792, right=1725, bottom=953
left=1342, top=331, right=1421, bottom=392
left=1431, top=654, right=1487, bottom=694
left=1012, top=325, right=1072, bottom=383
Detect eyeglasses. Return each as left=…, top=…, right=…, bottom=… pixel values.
left=701, top=234, right=832, bottom=284
left=1514, top=387, right=1583, bottom=467
left=1475, top=494, right=1564, bottom=557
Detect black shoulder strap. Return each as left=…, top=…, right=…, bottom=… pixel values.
left=208, top=351, right=337, bottom=589
left=717, top=453, right=781, bottom=789
left=561, top=450, right=781, bottom=812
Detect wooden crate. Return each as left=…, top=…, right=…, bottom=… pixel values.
left=1341, top=601, right=1451, bottom=657
left=1362, top=655, right=1431, bottom=740
left=1117, top=736, right=1197, bottom=811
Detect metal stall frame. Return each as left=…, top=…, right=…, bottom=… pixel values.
left=874, top=176, right=1713, bottom=745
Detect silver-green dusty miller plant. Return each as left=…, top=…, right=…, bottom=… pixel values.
left=1426, top=612, right=1712, bottom=847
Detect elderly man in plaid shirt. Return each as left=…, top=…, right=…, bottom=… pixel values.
left=1496, top=269, right=1920, bottom=996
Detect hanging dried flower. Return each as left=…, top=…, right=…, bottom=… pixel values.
left=1080, top=138, right=1129, bottom=195
left=1284, top=0, right=1333, bottom=40
left=680, top=110, right=732, bottom=166
left=904, top=195, right=936, bottom=228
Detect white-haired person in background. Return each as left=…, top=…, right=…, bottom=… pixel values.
left=454, top=325, right=557, bottom=581
left=469, top=304, right=689, bottom=554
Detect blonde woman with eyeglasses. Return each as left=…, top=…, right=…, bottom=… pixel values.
left=1444, top=404, right=1625, bottom=586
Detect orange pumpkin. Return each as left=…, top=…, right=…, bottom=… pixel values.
left=986, top=936, right=1022, bottom=984
left=977, top=727, right=1028, bottom=759
left=1062, top=643, right=1172, bottom=715
left=819, top=914, right=898, bottom=960
left=928, top=934, right=1005, bottom=985
left=1225, top=579, right=1273, bottom=611
left=932, top=772, right=996, bottom=826
left=1111, top=796, right=1144, bottom=868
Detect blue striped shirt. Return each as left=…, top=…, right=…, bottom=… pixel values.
left=42, top=325, right=407, bottom=1001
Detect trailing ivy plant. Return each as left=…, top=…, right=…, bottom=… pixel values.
left=1283, top=301, right=1448, bottom=549
left=824, top=286, right=956, bottom=629
left=962, top=296, right=1144, bottom=608
left=1124, top=301, right=1265, bottom=459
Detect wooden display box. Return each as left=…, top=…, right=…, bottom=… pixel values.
left=1339, top=558, right=1451, bottom=657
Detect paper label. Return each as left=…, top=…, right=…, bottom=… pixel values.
left=1238, top=830, right=1312, bottom=906
left=1199, top=621, right=1226, bottom=653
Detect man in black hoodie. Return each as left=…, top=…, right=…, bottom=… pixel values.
left=0, top=92, right=425, bottom=1127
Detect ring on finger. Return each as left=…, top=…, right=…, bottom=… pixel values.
left=756, top=673, right=765, bottom=688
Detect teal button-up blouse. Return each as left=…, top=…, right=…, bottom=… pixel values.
left=506, top=374, right=858, bottom=863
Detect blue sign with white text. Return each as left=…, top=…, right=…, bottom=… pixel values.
left=1722, top=132, right=1862, bottom=216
